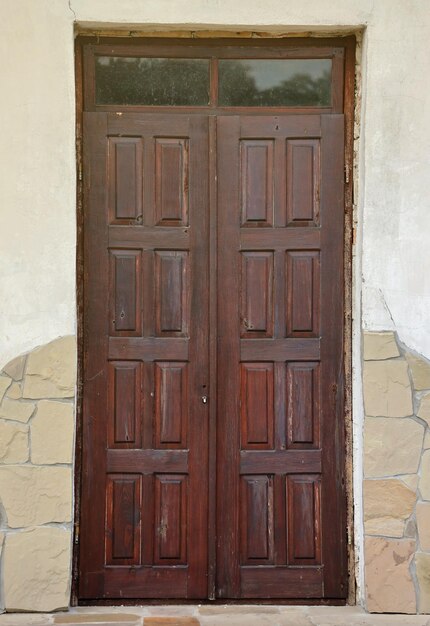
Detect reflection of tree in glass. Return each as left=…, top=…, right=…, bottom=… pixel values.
left=217, top=61, right=259, bottom=107
left=260, top=71, right=330, bottom=106
left=96, top=58, right=210, bottom=105
left=219, top=61, right=331, bottom=106
left=95, top=57, right=331, bottom=107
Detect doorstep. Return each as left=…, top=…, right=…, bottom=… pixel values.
left=0, top=606, right=429, bottom=626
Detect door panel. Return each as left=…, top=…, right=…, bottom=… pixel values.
left=79, top=113, right=209, bottom=599
left=80, top=111, right=346, bottom=602
left=216, top=115, right=346, bottom=599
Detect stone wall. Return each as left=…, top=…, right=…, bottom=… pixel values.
left=1, top=330, right=430, bottom=613
left=0, top=336, right=76, bottom=612
left=363, top=331, right=430, bottom=613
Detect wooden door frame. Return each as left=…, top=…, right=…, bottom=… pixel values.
left=73, top=33, right=356, bottom=606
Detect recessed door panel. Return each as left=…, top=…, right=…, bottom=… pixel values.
left=155, top=250, right=189, bottom=337
left=241, top=252, right=274, bottom=338
left=80, top=113, right=209, bottom=600
left=240, top=363, right=274, bottom=449
left=106, top=474, right=142, bottom=566
left=217, top=114, right=345, bottom=600
left=286, top=250, right=320, bottom=337
left=287, top=474, right=321, bottom=565
left=155, top=138, right=189, bottom=226
left=286, top=139, right=320, bottom=226
left=108, top=137, right=143, bottom=224
left=154, top=474, right=188, bottom=564
left=154, top=361, right=188, bottom=449
left=108, top=361, right=142, bottom=448
left=287, top=362, right=320, bottom=448
left=109, top=249, right=142, bottom=335
left=240, top=140, right=274, bottom=226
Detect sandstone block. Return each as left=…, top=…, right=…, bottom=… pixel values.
left=364, top=417, right=424, bottom=478
left=406, top=353, right=430, bottom=391
left=405, top=517, right=417, bottom=538
left=416, top=552, right=430, bottom=614
left=363, top=479, right=415, bottom=537
left=22, top=336, right=76, bottom=399
left=0, top=397, right=35, bottom=423
left=0, top=465, right=72, bottom=527
left=146, top=607, right=204, bottom=617
left=400, top=474, right=419, bottom=491
left=206, top=618, right=306, bottom=626
left=418, top=393, right=430, bottom=427
left=2, top=354, right=26, bottom=381
left=31, top=400, right=74, bottom=464
left=0, top=615, right=63, bottom=625
left=365, top=537, right=416, bottom=613
left=6, top=381, right=22, bottom=400
left=416, top=502, right=430, bottom=551
left=424, top=429, right=430, bottom=450
left=419, top=450, right=430, bottom=500
left=54, top=614, right=143, bottom=624
left=3, top=526, right=71, bottom=612
left=0, top=420, right=29, bottom=463
left=145, top=617, right=200, bottom=626
left=363, top=359, right=413, bottom=417
left=0, top=376, right=12, bottom=403
left=363, top=331, right=400, bottom=360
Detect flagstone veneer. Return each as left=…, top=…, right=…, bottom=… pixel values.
left=0, top=336, right=76, bottom=612
left=363, top=331, right=430, bottom=613
left=1, top=331, right=430, bottom=613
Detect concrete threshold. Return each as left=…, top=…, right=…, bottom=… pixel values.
left=0, top=606, right=430, bottom=626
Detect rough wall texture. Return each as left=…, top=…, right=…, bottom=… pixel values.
left=363, top=331, right=430, bottom=614
left=0, top=337, right=76, bottom=612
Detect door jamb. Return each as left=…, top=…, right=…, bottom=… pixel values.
left=72, top=32, right=356, bottom=606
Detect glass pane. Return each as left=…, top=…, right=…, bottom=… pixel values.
left=95, top=57, right=210, bottom=105
left=218, top=59, right=332, bottom=107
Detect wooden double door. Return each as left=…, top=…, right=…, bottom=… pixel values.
left=79, top=111, right=346, bottom=601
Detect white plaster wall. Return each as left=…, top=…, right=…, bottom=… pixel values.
left=360, top=3, right=430, bottom=358
left=0, top=0, right=77, bottom=367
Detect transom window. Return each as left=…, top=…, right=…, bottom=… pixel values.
left=95, top=56, right=332, bottom=107
left=83, top=40, right=344, bottom=111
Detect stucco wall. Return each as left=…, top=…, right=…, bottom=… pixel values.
left=0, top=1, right=77, bottom=367
left=0, top=0, right=430, bottom=613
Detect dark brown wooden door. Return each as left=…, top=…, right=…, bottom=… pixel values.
left=79, top=112, right=209, bottom=599
left=216, top=115, right=346, bottom=599
left=79, top=111, right=346, bottom=601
